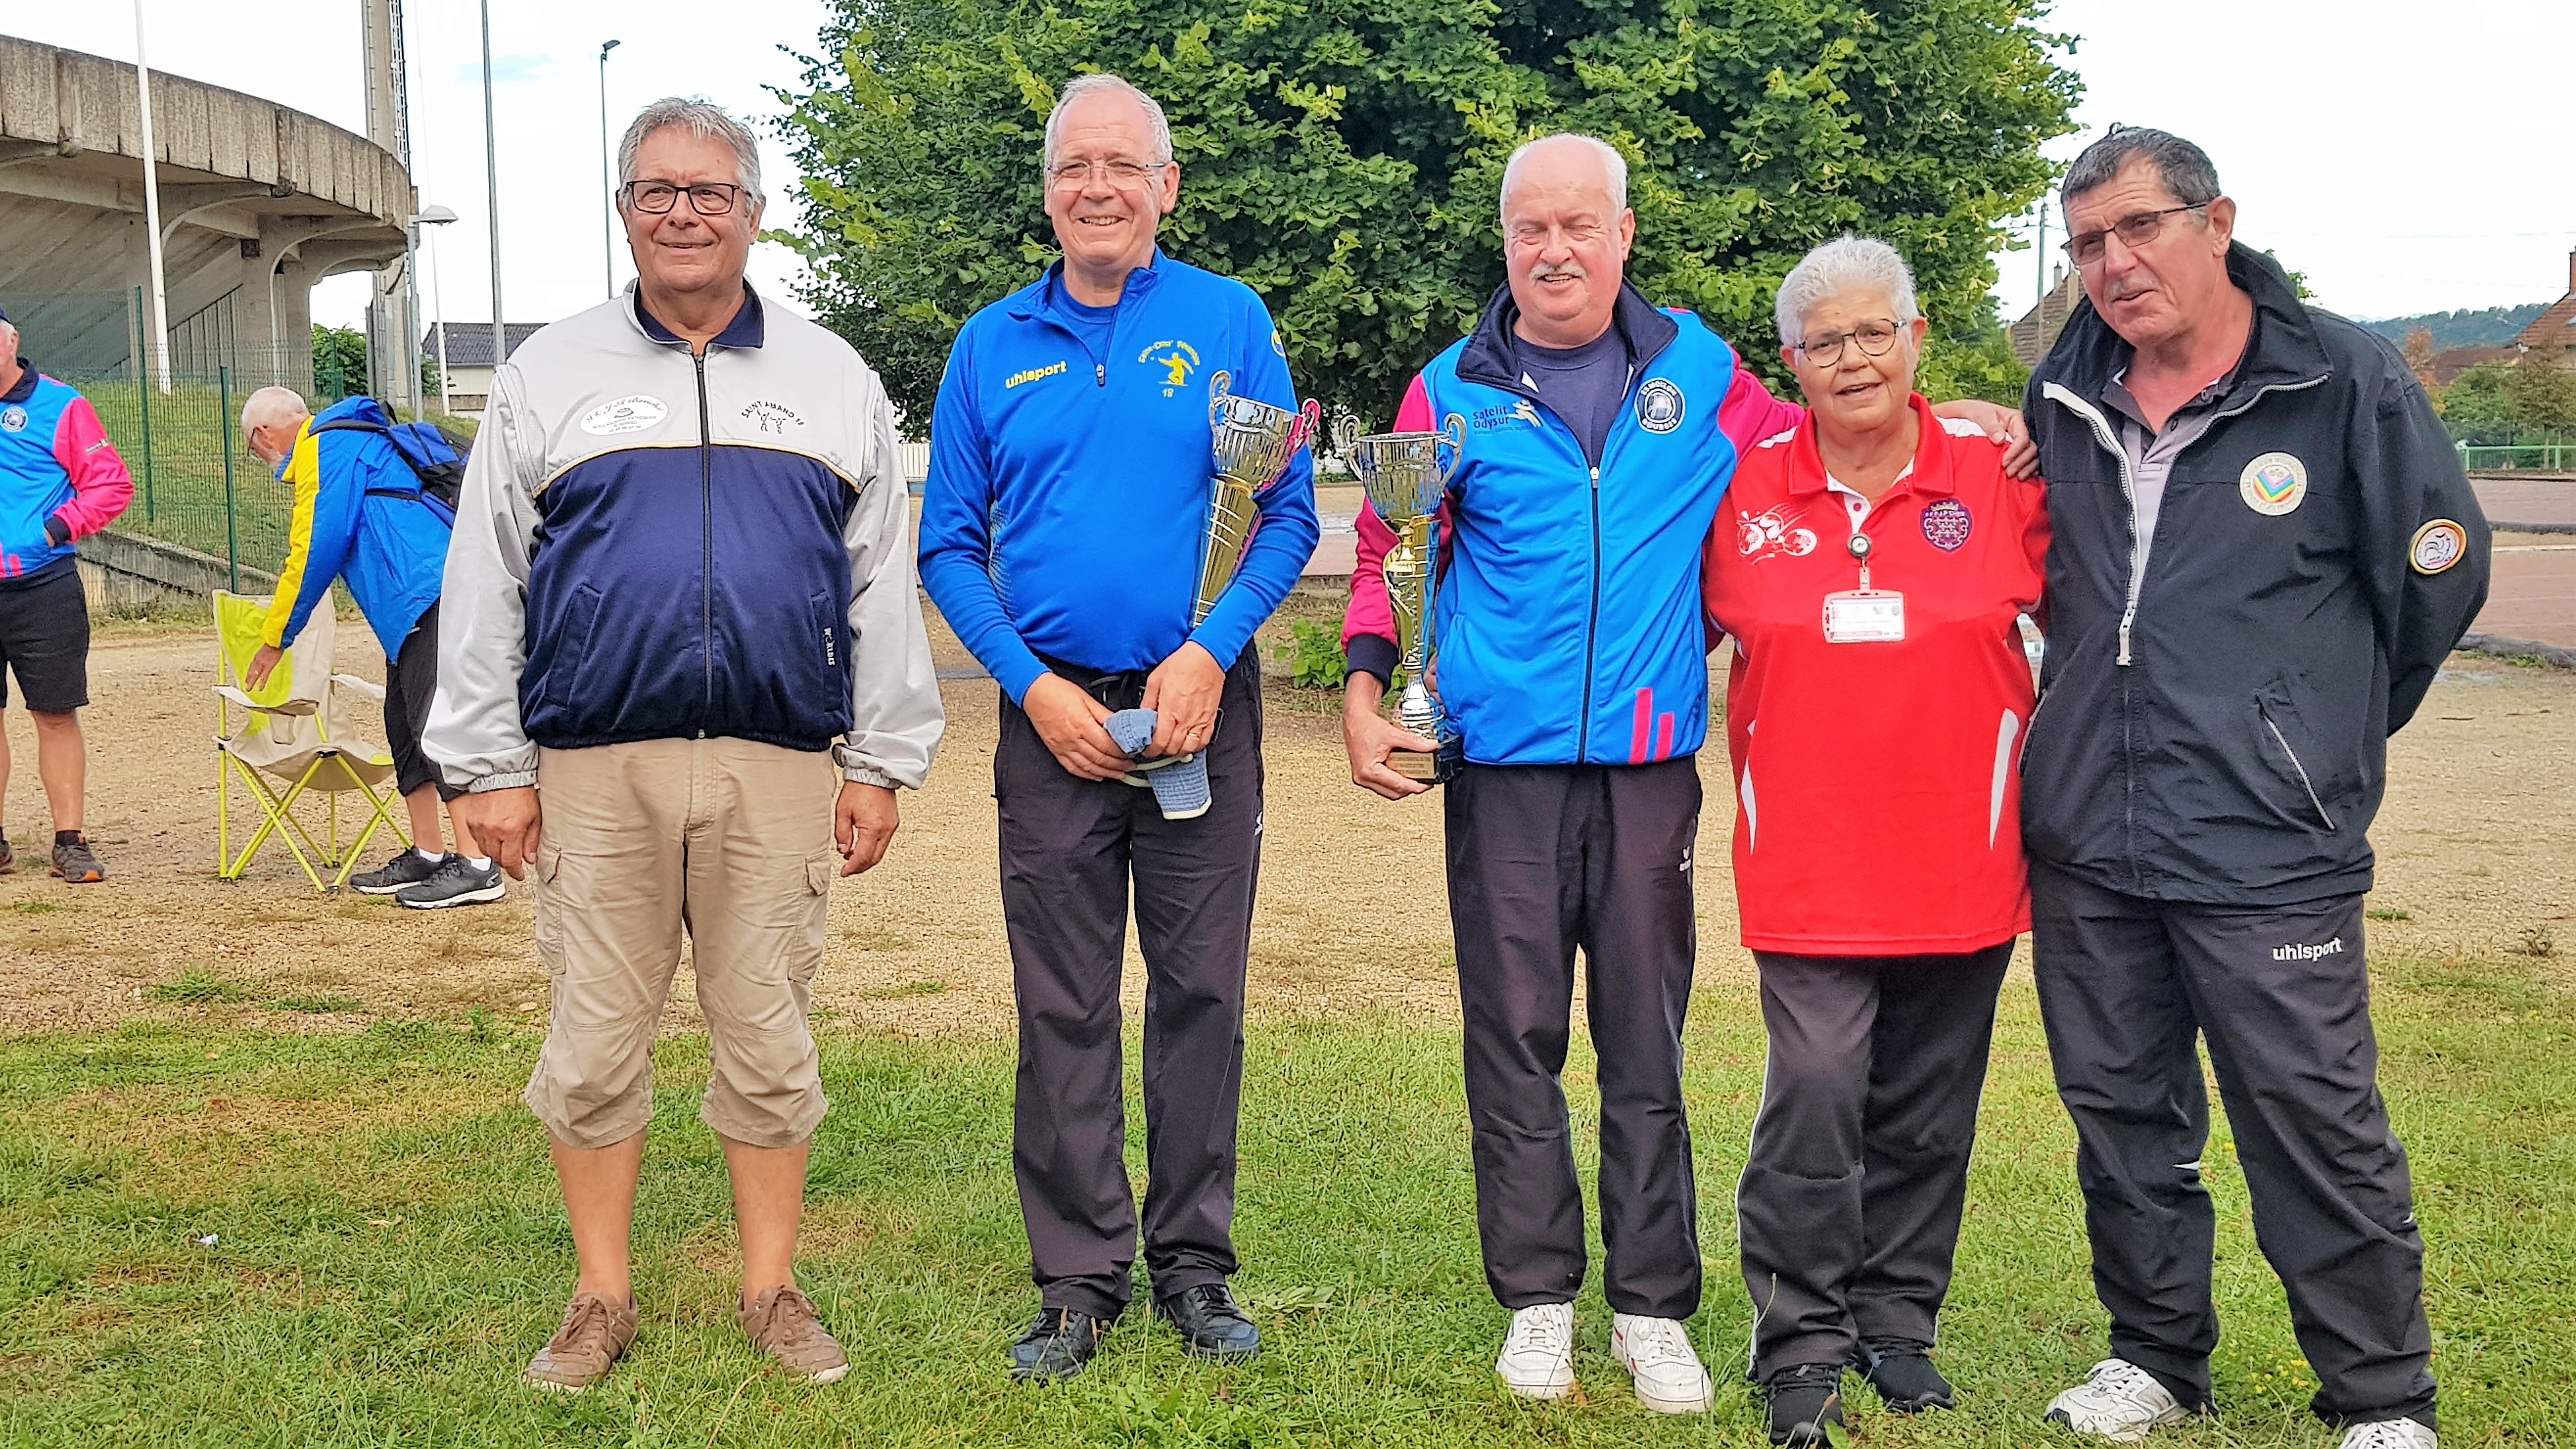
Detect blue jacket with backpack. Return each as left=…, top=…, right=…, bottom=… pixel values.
left=261, top=395, right=458, bottom=654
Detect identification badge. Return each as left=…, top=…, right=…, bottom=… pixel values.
left=1822, top=589, right=1905, bottom=643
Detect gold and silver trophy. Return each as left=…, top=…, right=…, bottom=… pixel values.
left=1195, top=371, right=1322, bottom=625
left=1342, top=411, right=1465, bottom=780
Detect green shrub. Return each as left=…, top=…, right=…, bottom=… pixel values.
left=1274, top=619, right=1348, bottom=691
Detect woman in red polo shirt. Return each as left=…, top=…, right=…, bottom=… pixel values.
left=1703, top=237, right=2049, bottom=1447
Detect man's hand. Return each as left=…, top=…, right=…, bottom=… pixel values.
left=1343, top=671, right=1436, bottom=800
left=1023, top=672, right=1130, bottom=780
left=835, top=781, right=898, bottom=876
left=459, top=786, right=541, bottom=879
left=243, top=643, right=285, bottom=690
left=1142, top=641, right=1225, bottom=759
left=1930, top=398, right=2041, bottom=479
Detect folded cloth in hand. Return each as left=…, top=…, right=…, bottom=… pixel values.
left=1102, top=708, right=1212, bottom=821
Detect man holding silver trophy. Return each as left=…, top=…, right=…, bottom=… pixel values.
left=1338, top=134, right=2033, bottom=1414
left=918, top=73, right=1318, bottom=1382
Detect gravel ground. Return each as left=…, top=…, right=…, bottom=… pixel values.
left=1, top=616, right=2566, bottom=1036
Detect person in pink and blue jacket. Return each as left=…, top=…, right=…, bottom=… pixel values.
left=0, top=305, right=134, bottom=884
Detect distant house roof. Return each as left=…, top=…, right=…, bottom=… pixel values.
left=2505, top=250, right=2576, bottom=360
left=2008, top=272, right=2083, bottom=367
left=2430, top=345, right=2518, bottom=387
left=423, top=322, right=547, bottom=369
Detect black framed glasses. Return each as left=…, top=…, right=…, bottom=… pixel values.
left=1794, top=321, right=1902, bottom=366
left=1046, top=158, right=1167, bottom=190
left=2063, top=203, right=2208, bottom=267
left=623, top=180, right=747, bottom=216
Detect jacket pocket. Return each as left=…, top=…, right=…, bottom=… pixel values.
left=2253, top=692, right=2337, bottom=833
left=538, top=584, right=604, bottom=715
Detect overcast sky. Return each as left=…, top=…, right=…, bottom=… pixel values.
left=12, top=0, right=2572, bottom=336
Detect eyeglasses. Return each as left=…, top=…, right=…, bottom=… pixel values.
left=1047, top=158, right=1167, bottom=190
left=1794, top=321, right=1902, bottom=366
left=2063, top=203, right=2208, bottom=267
left=623, top=180, right=747, bottom=216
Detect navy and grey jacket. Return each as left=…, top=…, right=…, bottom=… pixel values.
left=425, top=286, right=944, bottom=792
left=2021, top=244, right=2489, bottom=906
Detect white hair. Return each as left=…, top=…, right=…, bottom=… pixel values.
left=618, top=97, right=764, bottom=203
left=1499, top=133, right=1628, bottom=223
left=1775, top=235, right=1923, bottom=343
left=241, top=385, right=309, bottom=439
left=1043, top=73, right=1173, bottom=174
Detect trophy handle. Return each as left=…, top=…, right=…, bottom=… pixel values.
left=1207, top=369, right=1234, bottom=429
left=1436, top=412, right=1466, bottom=480
left=1291, top=398, right=1323, bottom=458
left=1329, top=406, right=1362, bottom=462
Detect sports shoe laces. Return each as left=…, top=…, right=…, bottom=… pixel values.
left=2343, top=1421, right=2432, bottom=1449
left=1623, top=1317, right=1697, bottom=1369
left=1506, top=1306, right=1574, bottom=1357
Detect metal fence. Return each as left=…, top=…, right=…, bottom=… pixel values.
left=2458, top=441, right=2575, bottom=472
left=68, top=362, right=276, bottom=590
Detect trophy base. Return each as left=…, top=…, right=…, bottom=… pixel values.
left=1390, top=741, right=1461, bottom=784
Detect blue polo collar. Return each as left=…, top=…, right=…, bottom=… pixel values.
left=631, top=281, right=767, bottom=350
left=1013, top=248, right=1169, bottom=322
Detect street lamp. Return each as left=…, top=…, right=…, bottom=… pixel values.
left=600, top=38, right=622, bottom=299
left=411, top=205, right=459, bottom=415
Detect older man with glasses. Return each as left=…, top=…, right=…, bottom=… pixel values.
left=429, top=97, right=944, bottom=1393
left=2018, top=127, right=2487, bottom=1449
left=918, top=72, right=1317, bottom=1382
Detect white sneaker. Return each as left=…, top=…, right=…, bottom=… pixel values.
left=2340, top=1420, right=2437, bottom=1449
left=1495, top=1302, right=1577, bottom=1400
left=1610, top=1313, right=1714, bottom=1413
left=2045, top=1358, right=2192, bottom=1441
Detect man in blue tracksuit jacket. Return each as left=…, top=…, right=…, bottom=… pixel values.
left=918, top=74, right=1317, bottom=1381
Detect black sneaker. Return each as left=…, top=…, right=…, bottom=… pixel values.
left=351, top=850, right=447, bottom=896
left=1155, top=1283, right=1260, bottom=1360
left=395, top=855, right=506, bottom=910
left=1851, top=1337, right=1955, bottom=1412
left=1764, top=1362, right=1847, bottom=1446
left=51, top=834, right=104, bottom=884
left=0, top=837, right=14, bottom=874
left=1008, top=1305, right=1110, bottom=1382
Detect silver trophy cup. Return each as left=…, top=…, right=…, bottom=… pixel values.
left=1348, top=415, right=1464, bottom=778
left=1195, top=370, right=1321, bottom=625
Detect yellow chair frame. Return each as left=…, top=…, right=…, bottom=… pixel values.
left=211, top=592, right=412, bottom=890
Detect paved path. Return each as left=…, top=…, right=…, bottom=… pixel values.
left=2473, top=474, right=2576, bottom=529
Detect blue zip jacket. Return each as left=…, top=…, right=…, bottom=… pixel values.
left=919, top=250, right=1319, bottom=702
left=0, top=363, right=133, bottom=586
left=262, top=396, right=450, bottom=654
left=1424, top=284, right=1745, bottom=765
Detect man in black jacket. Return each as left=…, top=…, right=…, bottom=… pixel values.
left=2019, top=129, right=2487, bottom=1449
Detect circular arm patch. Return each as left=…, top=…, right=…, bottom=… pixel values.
left=2409, top=518, right=2468, bottom=576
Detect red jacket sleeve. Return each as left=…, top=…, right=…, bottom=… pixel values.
left=48, top=396, right=135, bottom=541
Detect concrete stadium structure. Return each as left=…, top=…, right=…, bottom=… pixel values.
left=0, top=27, right=418, bottom=403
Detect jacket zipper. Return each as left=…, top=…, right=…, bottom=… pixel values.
left=2259, top=706, right=2337, bottom=830
left=694, top=349, right=714, bottom=734
left=2040, top=383, right=2145, bottom=665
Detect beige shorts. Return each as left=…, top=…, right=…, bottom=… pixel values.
left=522, top=737, right=838, bottom=1150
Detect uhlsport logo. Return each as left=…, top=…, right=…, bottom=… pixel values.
left=1138, top=339, right=1201, bottom=396
left=1005, top=360, right=1066, bottom=390
left=1635, top=378, right=1685, bottom=433
left=2239, top=451, right=2308, bottom=515
left=0, top=405, right=25, bottom=434
left=2272, top=936, right=2345, bottom=963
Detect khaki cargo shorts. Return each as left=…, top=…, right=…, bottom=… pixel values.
left=523, top=737, right=839, bottom=1150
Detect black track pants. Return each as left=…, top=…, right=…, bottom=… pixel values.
left=1446, top=757, right=1703, bottom=1318
left=2029, top=865, right=2436, bottom=1430
left=1737, top=943, right=2010, bottom=1377
left=996, top=651, right=1263, bottom=1321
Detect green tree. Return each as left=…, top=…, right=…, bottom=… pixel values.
left=311, top=325, right=368, bottom=402
left=778, top=0, right=2077, bottom=431
left=2440, top=358, right=2576, bottom=443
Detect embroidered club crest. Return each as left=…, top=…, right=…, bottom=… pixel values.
left=2239, top=452, right=2308, bottom=515
left=1919, top=498, right=1973, bottom=552
left=2410, top=518, right=2469, bottom=576
left=1636, top=378, right=1685, bottom=434
left=1737, top=504, right=1818, bottom=562
left=0, top=405, right=24, bottom=434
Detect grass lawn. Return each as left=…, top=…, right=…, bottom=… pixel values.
left=1, top=954, right=2568, bottom=1447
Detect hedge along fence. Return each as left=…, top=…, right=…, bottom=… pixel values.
left=69, top=364, right=279, bottom=590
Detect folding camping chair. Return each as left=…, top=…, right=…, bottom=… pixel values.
left=211, top=591, right=412, bottom=890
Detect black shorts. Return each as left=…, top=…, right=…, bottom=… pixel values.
left=383, top=601, right=459, bottom=801
left=0, top=562, right=91, bottom=713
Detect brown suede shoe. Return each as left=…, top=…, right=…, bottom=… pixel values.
left=738, top=1284, right=848, bottom=1384
left=525, top=1291, right=639, bottom=1392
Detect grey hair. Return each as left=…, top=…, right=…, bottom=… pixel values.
left=1042, top=73, right=1173, bottom=174
left=1775, top=235, right=1922, bottom=343
left=617, top=97, right=764, bottom=204
left=240, top=384, right=309, bottom=439
left=1499, top=133, right=1628, bottom=222
left=2061, top=125, right=2220, bottom=209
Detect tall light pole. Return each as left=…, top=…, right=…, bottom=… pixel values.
left=133, top=0, right=171, bottom=392
left=599, top=38, right=622, bottom=299
left=412, top=206, right=458, bottom=415
left=479, top=0, right=505, bottom=381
